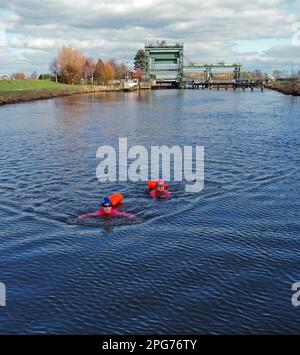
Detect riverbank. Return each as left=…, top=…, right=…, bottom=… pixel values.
left=0, top=80, right=122, bottom=105
left=265, top=80, right=300, bottom=96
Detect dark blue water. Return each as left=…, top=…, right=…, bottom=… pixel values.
left=0, top=89, right=300, bottom=334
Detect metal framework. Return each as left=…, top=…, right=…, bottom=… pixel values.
left=183, top=62, right=242, bottom=81
left=144, top=42, right=242, bottom=83
left=145, top=41, right=184, bottom=83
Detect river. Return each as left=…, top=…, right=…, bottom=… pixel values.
left=0, top=89, right=300, bottom=334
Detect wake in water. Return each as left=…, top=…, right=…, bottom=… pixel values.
left=67, top=215, right=142, bottom=230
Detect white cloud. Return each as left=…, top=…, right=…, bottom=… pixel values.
left=0, top=0, right=299, bottom=73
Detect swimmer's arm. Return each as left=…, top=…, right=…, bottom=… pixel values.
left=116, top=211, right=137, bottom=219
left=165, top=190, right=171, bottom=198
left=79, top=210, right=101, bottom=219
left=149, top=189, right=157, bottom=199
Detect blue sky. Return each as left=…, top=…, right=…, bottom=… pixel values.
left=0, top=0, right=299, bottom=75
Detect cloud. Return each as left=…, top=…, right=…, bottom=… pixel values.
left=0, top=0, right=299, bottom=74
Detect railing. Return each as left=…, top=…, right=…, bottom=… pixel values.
left=145, top=41, right=183, bottom=48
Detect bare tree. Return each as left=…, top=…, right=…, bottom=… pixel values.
left=30, top=71, right=38, bottom=80
left=115, top=63, right=128, bottom=80
left=83, top=57, right=96, bottom=85
left=94, top=59, right=115, bottom=84
left=108, top=59, right=118, bottom=74
left=56, top=45, right=86, bottom=84
left=102, top=61, right=115, bottom=82
left=11, top=72, right=26, bottom=80
left=252, top=69, right=263, bottom=80
left=272, top=70, right=283, bottom=80
left=94, top=59, right=105, bottom=84
left=50, top=58, right=59, bottom=82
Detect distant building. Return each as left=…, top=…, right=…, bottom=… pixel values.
left=145, top=41, right=183, bottom=83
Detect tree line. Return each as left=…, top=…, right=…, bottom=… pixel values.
left=240, top=69, right=300, bottom=81
left=48, top=45, right=130, bottom=85
left=6, top=46, right=299, bottom=83
left=1, top=47, right=146, bottom=83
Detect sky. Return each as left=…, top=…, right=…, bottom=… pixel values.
left=0, top=0, right=299, bottom=75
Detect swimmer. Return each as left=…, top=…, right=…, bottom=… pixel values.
left=149, top=179, right=171, bottom=199
left=79, top=197, right=135, bottom=219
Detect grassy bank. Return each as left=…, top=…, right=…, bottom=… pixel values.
left=265, top=80, right=300, bottom=96
left=0, top=80, right=121, bottom=105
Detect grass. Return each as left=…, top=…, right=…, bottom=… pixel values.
left=266, top=80, right=300, bottom=96
left=0, top=80, right=76, bottom=97
left=0, top=79, right=122, bottom=105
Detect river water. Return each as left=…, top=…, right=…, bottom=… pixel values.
left=0, top=89, right=300, bottom=334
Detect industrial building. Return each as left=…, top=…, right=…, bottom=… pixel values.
left=144, top=41, right=242, bottom=84
left=145, top=41, right=184, bottom=83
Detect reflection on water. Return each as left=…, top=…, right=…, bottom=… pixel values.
left=0, top=89, right=300, bottom=334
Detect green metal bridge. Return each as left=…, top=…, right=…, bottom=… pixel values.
left=144, top=41, right=242, bottom=84
left=183, top=61, right=242, bottom=82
